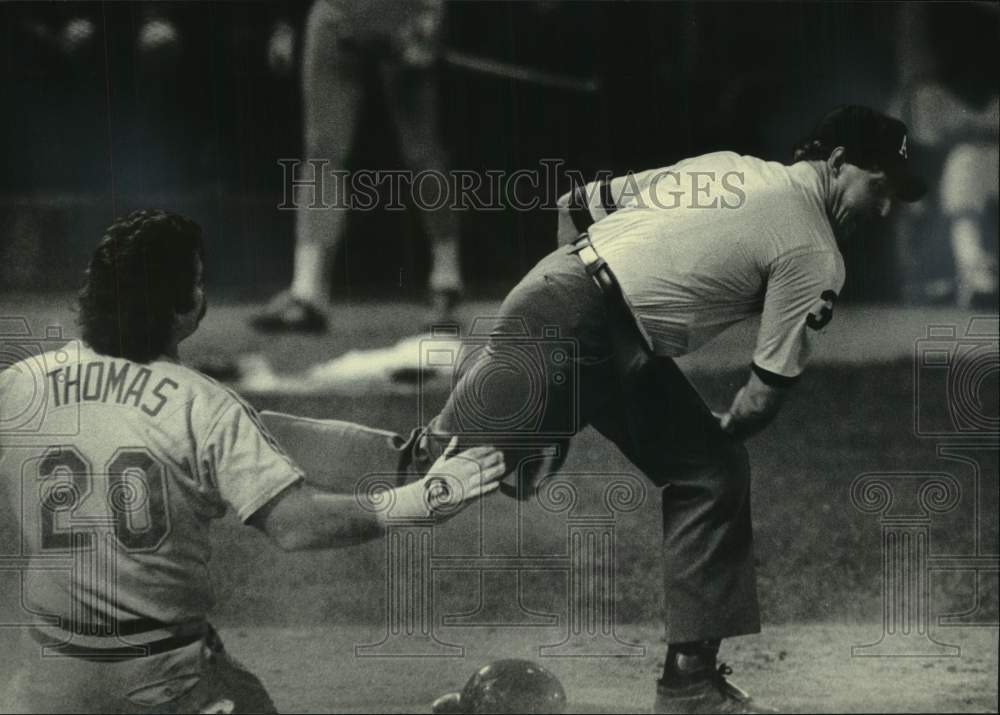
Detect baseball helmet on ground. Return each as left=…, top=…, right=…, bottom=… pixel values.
left=431, top=658, right=567, bottom=714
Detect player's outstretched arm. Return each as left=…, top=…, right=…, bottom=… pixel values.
left=250, top=439, right=505, bottom=551
left=718, top=370, right=792, bottom=442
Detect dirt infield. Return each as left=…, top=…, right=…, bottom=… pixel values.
left=220, top=622, right=998, bottom=713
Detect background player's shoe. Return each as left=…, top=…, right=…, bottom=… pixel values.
left=250, top=291, right=328, bottom=334
left=653, top=664, right=777, bottom=714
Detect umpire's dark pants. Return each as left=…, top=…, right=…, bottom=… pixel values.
left=418, top=243, right=760, bottom=644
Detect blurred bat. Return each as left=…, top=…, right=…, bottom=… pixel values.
left=443, top=49, right=601, bottom=94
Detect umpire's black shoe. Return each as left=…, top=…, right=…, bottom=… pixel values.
left=653, top=664, right=777, bottom=714
left=250, top=291, right=328, bottom=334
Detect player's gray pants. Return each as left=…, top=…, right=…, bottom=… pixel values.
left=4, top=625, right=276, bottom=714
left=297, top=0, right=462, bottom=293
left=414, top=243, right=761, bottom=644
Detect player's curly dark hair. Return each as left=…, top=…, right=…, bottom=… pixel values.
left=78, top=209, right=204, bottom=363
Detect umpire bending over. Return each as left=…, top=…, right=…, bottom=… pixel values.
left=416, top=106, right=927, bottom=714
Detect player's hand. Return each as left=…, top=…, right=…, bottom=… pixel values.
left=384, top=438, right=505, bottom=522
left=424, top=437, right=506, bottom=514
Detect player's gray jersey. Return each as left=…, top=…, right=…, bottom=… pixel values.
left=588, top=152, right=846, bottom=378
left=0, top=344, right=303, bottom=626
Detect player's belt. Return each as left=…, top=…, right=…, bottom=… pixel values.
left=28, top=616, right=211, bottom=661
left=570, top=233, right=655, bottom=354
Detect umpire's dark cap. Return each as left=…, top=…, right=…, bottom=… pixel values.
left=807, top=105, right=927, bottom=202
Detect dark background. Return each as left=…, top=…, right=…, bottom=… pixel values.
left=0, top=1, right=996, bottom=302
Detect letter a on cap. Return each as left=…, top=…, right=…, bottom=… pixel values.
left=899, top=134, right=908, bottom=159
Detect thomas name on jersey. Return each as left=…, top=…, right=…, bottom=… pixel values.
left=47, top=359, right=179, bottom=416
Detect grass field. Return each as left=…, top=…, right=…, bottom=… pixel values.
left=1, top=294, right=997, bottom=712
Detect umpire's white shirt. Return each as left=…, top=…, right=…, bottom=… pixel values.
left=588, top=152, right=845, bottom=379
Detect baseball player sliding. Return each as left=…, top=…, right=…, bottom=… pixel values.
left=409, top=105, right=928, bottom=714
left=0, top=210, right=504, bottom=713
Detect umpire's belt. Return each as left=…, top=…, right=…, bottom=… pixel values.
left=570, top=233, right=655, bottom=354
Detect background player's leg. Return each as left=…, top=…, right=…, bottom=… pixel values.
left=380, top=61, right=463, bottom=322
left=940, top=142, right=1000, bottom=308
left=253, top=1, right=365, bottom=333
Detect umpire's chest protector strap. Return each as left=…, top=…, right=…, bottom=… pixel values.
left=570, top=233, right=656, bottom=355
left=568, top=178, right=618, bottom=235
